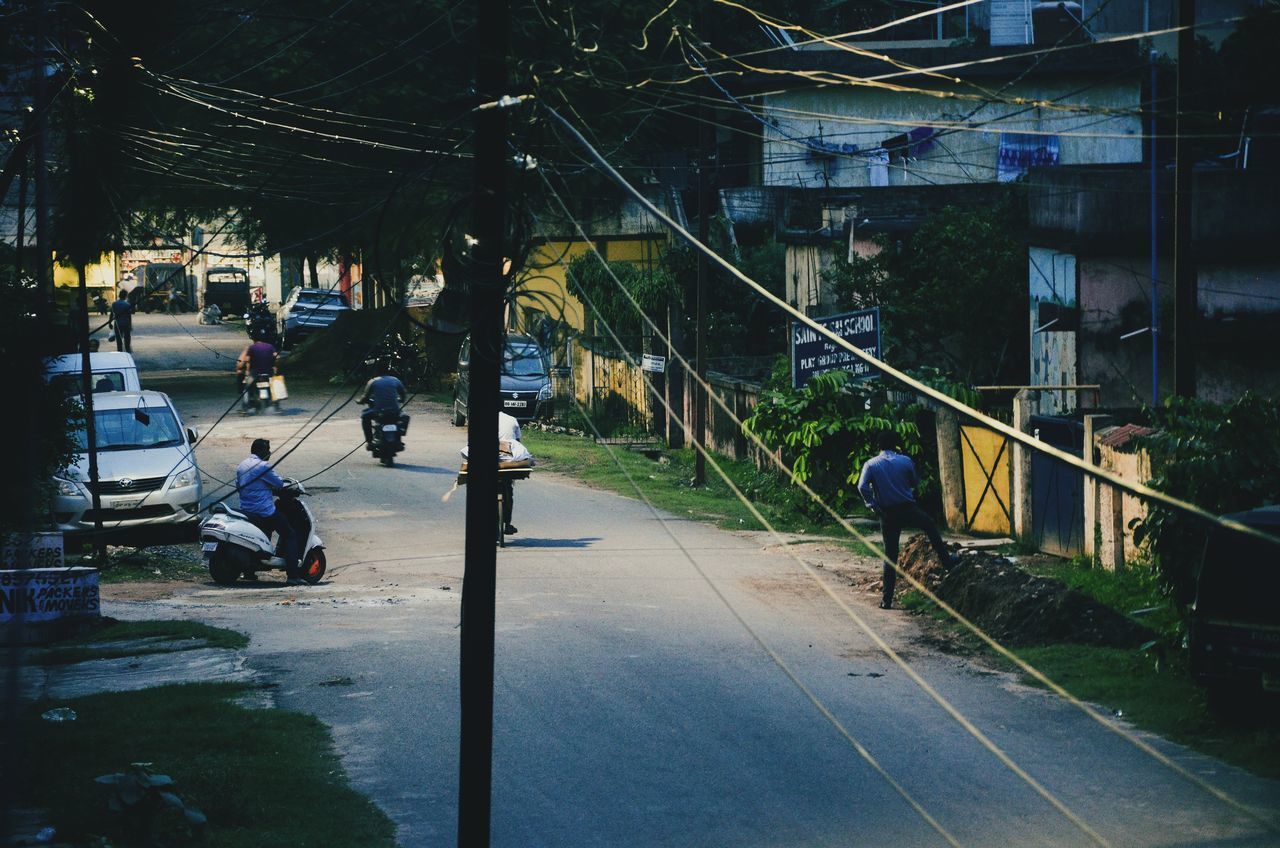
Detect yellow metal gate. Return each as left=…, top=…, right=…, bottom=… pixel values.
left=959, top=425, right=1012, bottom=535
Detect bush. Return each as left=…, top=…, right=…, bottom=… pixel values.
left=743, top=370, right=932, bottom=519
left=1131, top=393, right=1280, bottom=607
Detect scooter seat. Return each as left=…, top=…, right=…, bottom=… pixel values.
left=209, top=502, right=249, bottom=520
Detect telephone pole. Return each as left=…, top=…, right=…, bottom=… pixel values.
left=1172, top=0, right=1196, bottom=397
left=457, top=0, right=507, bottom=841
left=692, top=100, right=712, bottom=486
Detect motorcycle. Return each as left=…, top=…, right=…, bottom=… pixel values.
left=242, top=372, right=278, bottom=413
left=368, top=407, right=409, bottom=467
left=199, top=478, right=326, bottom=585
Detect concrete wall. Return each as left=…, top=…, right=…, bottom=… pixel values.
left=761, top=77, right=1142, bottom=190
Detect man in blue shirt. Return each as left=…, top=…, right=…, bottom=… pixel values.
left=857, top=430, right=958, bottom=609
left=236, top=438, right=301, bottom=584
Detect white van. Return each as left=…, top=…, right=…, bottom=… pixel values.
left=44, top=352, right=142, bottom=394
left=52, top=391, right=202, bottom=539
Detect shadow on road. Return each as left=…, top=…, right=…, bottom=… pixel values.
left=502, top=537, right=601, bottom=549
left=378, top=463, right=455, bottom=475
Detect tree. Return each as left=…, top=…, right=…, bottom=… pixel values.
left=824, top=198, right=1028, bottom=386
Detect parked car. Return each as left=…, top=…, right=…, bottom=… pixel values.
left=452, top=333, right=553, bottom=425
left=52, top=390, right=202, bottom=541
left=203, top=265, right=251, bottom=315
left=44, top=351, right=142, bottom=394
left=1187, top=505, right=1280, bottom=707
left=278, top=287, right=351, bottom=349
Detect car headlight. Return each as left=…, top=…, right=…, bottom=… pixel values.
left=537, top=383, right=553, bottom=401
left=54, top=477, right=82, bottom=497
left=172, top=467, right=198, bottom=489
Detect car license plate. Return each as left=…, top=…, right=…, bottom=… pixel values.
left=113, top=498, right=143, bottom=510
left=201, top=541, right=219, bottom=553
left=503, top=400, right=527, bottom=408
left=382, top=424, right=398, bottom=432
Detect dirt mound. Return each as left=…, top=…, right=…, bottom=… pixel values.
left=897, top=536, right=1154, bottom=648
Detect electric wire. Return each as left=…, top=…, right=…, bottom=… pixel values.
left=536, top=109, right=1280, bottom=829
left=538, top=172, right=1125, bottom=846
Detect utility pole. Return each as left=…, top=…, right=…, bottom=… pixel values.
left=76, top=262, right=105, bottom=559
left=692, top=101, right=712, bottom=487
left=1172, top=0, right=1196, bottom=398
left=457, top=0, right=507, bottom=839
left=1149, top=50, right=1159, bottom=406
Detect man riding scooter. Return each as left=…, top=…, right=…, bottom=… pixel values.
left=235, top=438, right=302, bottom=585
left=236, top=328, right=279, bottom=411
left=359, top=361, right=407, bottom=450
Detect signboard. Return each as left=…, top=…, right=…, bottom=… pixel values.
left=2, top=533, right=64, bottom=570
left=641, top=354, right=666, bottom=374
left=0, top=568, right=100, bottom=625
left=791, top=308, right=881, bottom=387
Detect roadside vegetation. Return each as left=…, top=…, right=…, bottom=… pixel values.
left=900, top=557, right=1280, bottom=780
left=21, top=623, right=396, bottom=847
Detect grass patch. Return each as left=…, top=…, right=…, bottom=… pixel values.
left=20, top=682, right=396, bottom=847
left=1009, top=646, right=1280, bottom=780
left=95, top=547, right=206, bottom=585
left=36, top=620, right=248, bottom=666
left=524, top=429, right=843, bottom=536
left=900, top=589, right=1280, bottom=779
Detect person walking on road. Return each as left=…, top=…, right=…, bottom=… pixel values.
left=109, top=289, right=134, bottom=352
left=236, top=438, right=302, bottom=585
left=857, top=430, right=958, bottom=609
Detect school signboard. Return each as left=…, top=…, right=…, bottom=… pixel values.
left=791, top=308, right=881, bottom=388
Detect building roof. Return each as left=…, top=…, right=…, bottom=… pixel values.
left=1097, top=423, right=1155, bottom=450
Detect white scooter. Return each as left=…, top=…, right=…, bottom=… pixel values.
left=199, top=478, right=326, bottom=585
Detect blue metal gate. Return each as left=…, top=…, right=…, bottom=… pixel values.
left=1030, top=415, right=1085, bottom=557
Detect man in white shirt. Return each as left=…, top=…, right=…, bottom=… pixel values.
left=497, top=411, right=524, bottom=534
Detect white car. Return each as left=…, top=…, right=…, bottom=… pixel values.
left=44, top=351, right=141, bottom=394
left=52, top=391, right=203, bottom=540
left=278, top=287, right=351, bottom=349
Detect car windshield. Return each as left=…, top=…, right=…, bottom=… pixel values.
left=1197, top=526, right=1280, bottom=624
left=75, top=407, right=183, bottom=452
left=296, top=291, right=347, bottom=306
left=208, top=273, right=246, bottom=284
left=502, top=347, right=546, bottom=377
left=50, top=372, right=125, bottom=394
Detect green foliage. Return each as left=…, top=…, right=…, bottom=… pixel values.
left=95, top=763, right=206, bottom=845
left=742, top=370, right=931, bottom=518
left=566, top=254, right=678, bottom=352
left=1130, top=393, right=1280, bottom=607
left=824, top=199, right=1027, bottom=386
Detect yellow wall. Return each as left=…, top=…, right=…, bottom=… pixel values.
left=515, top=237, right=666, bottom=333
left=53, top=253, right=118, bottom=289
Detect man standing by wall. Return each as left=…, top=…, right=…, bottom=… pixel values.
left=857, top=430, right=958, bottom=609
left=109, top=288, right=134, bottom=352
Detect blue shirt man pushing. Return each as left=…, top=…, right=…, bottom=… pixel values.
left=236, top=438, right=302, bottom=585
left=857, top=430, right=959, bottom=609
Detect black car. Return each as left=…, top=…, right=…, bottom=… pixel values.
left=453, top=333, right=552, bottom=426
left=1187, top=505, right=1280, bottom=705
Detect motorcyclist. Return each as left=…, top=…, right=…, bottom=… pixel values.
left=245, top=301, right=277, bottom=346
left=235, top=438, right=302, bottom=585
left=359, top=361, right=407, bottom=449
left=497, top=411, right=532, bottom=535
left=236, top=328, right=278, bottom=403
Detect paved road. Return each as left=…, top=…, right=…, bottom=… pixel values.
left=106, top=315, right=1280, bottom=847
